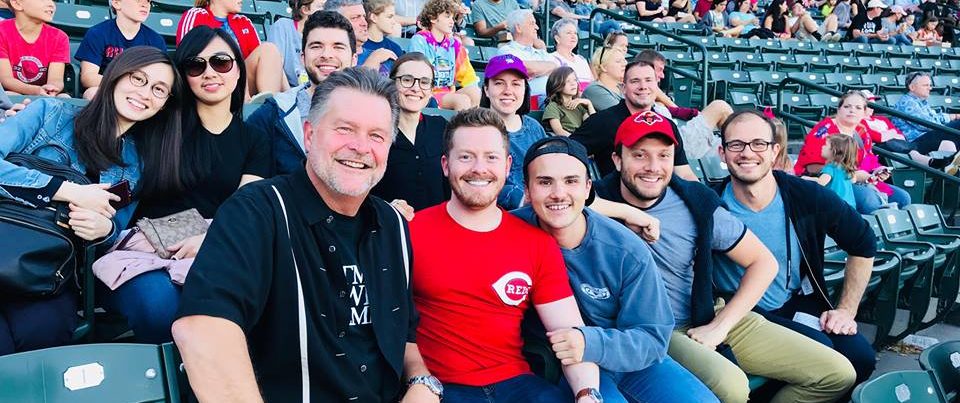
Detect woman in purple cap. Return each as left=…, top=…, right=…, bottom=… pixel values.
left=480, top=53, right=547, bottom=210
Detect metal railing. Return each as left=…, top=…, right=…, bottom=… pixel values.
left=774, top=77, right=960, bottom=186
left=587, top=8, right=710, bottom=109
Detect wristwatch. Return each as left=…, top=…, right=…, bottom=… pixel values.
left=408, top=375, right=444, bottom=400
left=576, top=387, right=603, bottom=403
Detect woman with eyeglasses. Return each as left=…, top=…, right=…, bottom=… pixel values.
left=550, top=19, right=595, bottom=92
left=582, top=44, right=627, bottom=112
left=372, top=52, right=449, bottom=215
left=794, top=91, right=912, bottom=213
left=105, top=27, right=270, bottom=344
left=0, top=46, right=183, bottom=355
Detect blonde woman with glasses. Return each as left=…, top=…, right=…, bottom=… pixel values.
left=582, top=44, right=626, bottom=111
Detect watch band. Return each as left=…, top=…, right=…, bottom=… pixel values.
left=576, top=387, right=603, bottom=402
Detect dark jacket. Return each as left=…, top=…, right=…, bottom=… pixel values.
left=244, top=85, right=308, bottom=176
left=715, top=170, right=877, bottom=312
left=596, top=172, right=722, bottom=328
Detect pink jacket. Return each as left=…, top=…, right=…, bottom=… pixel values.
left=93, top=228, right=200, bottom=290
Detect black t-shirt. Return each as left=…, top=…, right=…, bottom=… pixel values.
left=176, top=168, right=417, bottom=402
left=847, top=12, right=884, bottom=40
left=132, top=115, right=270, bottom=222
left=330, top=210, right=391, bottom=395
left=371, top=114, right=450, bottom=211
left=570, top=100, right=689, bottom=178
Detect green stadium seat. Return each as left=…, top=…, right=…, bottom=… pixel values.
left=904, top=204, right=960, bottom=324
left=862, top=214, right=936, bottom=348
left=161, top=342, right=192, bottom=402
left=709, top=69, right=758, bottom=100
left=688, top=158, right=705, bottom=181
left=749, top=71, right=786, bottom=100
left=852, top=370, right=946, bottom=403
left=919, top=340, right=960, bottom=401
left=151, top=0, right=195, bottom=13
left=660, top=51, right=702, bottom=72
left=807, top=93, right=840, bottom=114
left=728, top=91, right=762, bottom=111
left=933, top=76, right=960, bottom=94
left=0, top=343, right=176, bottom=403
left=771, top=54, right=805, bottom=72
left=705, top=53, right=737, bottom=70
left=143, top=11, right=181, bottom=45
left=789, top=40, right=821, bottom=55
left=801, top=54, right=837, bottom=73
left=735, top=52, right=769, bottom=72
left=699, top=154, right=728, bottom=184
left=255, top=0, right=292, bottom=20
left=53, top=3, right=113, bottom=37
left=821, top=42, right=847, bottom=55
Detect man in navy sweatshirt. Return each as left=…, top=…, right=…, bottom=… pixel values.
left=713, top=110, right=878, bottom=390
left=513, top=136, right=718, bottom=403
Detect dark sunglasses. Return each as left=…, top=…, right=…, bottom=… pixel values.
left=182, top=54, right=235, bottom=77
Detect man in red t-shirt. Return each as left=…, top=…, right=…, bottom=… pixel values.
left=409, top=107, right=602, bottom=403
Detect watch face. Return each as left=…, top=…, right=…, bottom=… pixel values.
left=427, top=376, right=444, bottom=393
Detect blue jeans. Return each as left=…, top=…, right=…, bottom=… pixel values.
left=101, top=270, right=181, bottom=344
left=853, top=35, right=896, bottom=44
left=892, top=33, right=913, bottom=45
left=443, top=374, right=567, bottom=403
left=853, top=183, right=912, bottom=213
left=561, top=357, right=719, bottom=403
left=0, top=290, right=77, bottom=355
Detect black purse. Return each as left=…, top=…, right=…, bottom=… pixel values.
left=0, top=144, right=91, bottom=297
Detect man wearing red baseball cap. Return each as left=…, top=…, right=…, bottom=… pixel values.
left=592, top=110, right=857, bottom=403
left=571, top=60, right=699, bottom=181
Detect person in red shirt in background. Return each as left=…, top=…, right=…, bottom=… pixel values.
left=0, top=0, right=69, bottom=97
left=409, top=107, right=602, bottom=403
left=177, top=0, right=287, bottom=98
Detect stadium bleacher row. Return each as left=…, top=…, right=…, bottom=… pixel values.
left=2, top=0, right=959, bottom=401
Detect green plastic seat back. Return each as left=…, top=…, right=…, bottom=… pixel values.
left=907, top=204, right=945, bottom=235
left=853, top=370, right=946, bottom=403
left=875, top=208, right=919, bottom=243
left=919, top=340, right=960, bottom=400
left=0, top=343, right=169, bottom=403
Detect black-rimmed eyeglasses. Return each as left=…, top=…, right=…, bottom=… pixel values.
left=394, top=75, right=433, bottom=90
left=723, top=140, right=775, bottom=152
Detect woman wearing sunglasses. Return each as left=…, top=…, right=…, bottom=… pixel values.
left=177, top=0, right=288, bottom=98
left=371, top=52, right=449, bottom=218
left=106, top=27, right=270, bottom=344
left=0, top=46, right=183, bottom=355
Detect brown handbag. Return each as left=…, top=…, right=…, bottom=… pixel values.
left=136, top=209, right=209, bottom=259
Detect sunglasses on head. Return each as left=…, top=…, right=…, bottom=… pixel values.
left=182, top=54, right=235, bottom=77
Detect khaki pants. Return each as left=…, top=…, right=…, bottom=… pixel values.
left=668, top=304, right=856, bottom=403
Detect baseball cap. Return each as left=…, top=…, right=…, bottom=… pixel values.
left=860, top=89, right=878, bottom=101
left=890, top=5, right=906, bottom=14
left=484, top=54, right=529, bottom=80
left=522, top=136, right=596, bottom=205
left=867, top=0, right=888, bottom=8
left=614, top=111, right=680, bottom=149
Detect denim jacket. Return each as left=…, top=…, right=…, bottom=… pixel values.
left=0, top=98, right=142, bottom=243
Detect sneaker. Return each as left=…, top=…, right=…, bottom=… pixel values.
left=825, top=32, right=841, bottom=42
left=946, top=152, right=960, bottom=176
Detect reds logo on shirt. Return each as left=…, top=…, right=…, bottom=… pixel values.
left=634, top=111, right=664, bottom=126
left=492, top=272, right=532, bottom=306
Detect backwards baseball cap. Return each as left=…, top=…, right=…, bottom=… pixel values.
left=522, top=136, right=596, bottom=205
left=484, top=54, right=529, bottom=80
left=860, top=89, right=878, bottom=101
left=614, top=111, right=680, bottom=149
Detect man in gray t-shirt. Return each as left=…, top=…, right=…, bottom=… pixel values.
left=593, top=110, right=857, bottom=403
left=642, top=187, right=745, bottom=326
left=471, top=0, right=519, bottom=38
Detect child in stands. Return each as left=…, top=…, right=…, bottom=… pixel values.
left=805, top=135, right=859, bottom=209
left=0, top=0, right=69, bottom=96
left=361, top=0, right=404, bottom=76
left=75, top=0, right=167, bottom=100
left=177, top=0, right=287, bottom=97
left=542, top=66, right=595, bottom=136
left=410, top=0, right=479, bottom=110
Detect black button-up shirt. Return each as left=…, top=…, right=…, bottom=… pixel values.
left=372, top=114, right=450, bottom=211
left=571, top=100, right=689, bottom=177
left=177, top=167, right=417, bottom=402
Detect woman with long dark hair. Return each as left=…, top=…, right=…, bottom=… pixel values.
left=100, top=26, right=270, bottom=344
left=371, top=52, right=450, bottom=214
left=0, top=46, right=183, bottom=355
left=763, top=0, right=791, bottom=38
